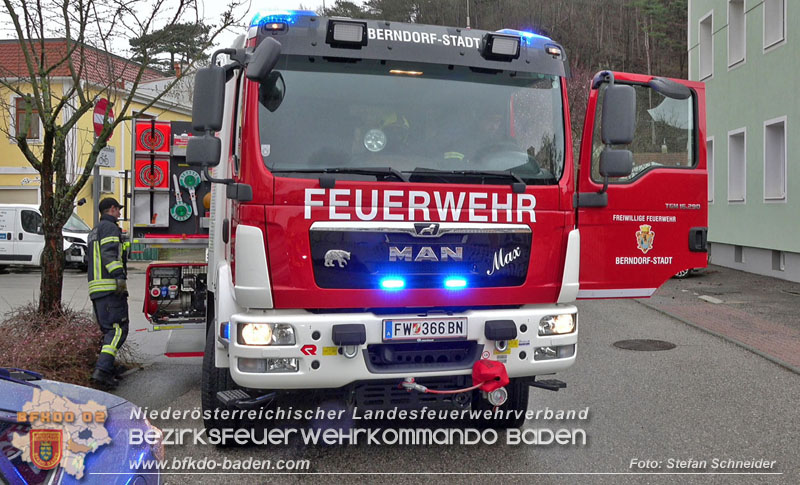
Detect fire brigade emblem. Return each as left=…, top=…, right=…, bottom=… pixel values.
left=635, top=225, right=655, bottom=254
left=30, top=429, right=62, bottom=470
left=324, top=249, right=351, bottom=268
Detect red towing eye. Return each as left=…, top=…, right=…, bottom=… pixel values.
left=400, top=359, right=510, bottom=406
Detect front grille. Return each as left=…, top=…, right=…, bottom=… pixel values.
left=365, top=341, right=481, bottom=374
left=354, top=376, right=472, bottom=411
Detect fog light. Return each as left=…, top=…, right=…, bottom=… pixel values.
left=238, top=358, right=268, bottom=373
left=533, top=344, right=575, bottom=361
left=538, top=314, right=575, bottom=336
left=267, top=358, right=299, bottom=373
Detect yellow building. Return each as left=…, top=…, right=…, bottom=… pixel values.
left=0, top=39, right=191, bottom=230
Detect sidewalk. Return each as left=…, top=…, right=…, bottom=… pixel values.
left=639, top=264, right=800, bottom=373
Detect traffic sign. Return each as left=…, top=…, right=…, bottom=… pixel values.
left=93, top=98, right=114, bottom=137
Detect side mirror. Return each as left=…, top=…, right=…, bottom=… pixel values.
left=259, top=72, right=286, bottom=112
left=226, top=183, right=253, bottom=202
left=186, top=134, right=222, bottom=167
left=601, top=84, right=636, bottom=145
left=599, top=148, right=633, bottom=178
left=246, top=37, right=282, bottom=83
left=648, top=77, right=692, bottom=100
left=192, top=66, right=226, bottom=132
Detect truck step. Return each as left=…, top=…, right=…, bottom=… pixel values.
left=530, top=379, right=567, bottom=392
left=216, top=389, right=252, bottom=407
left=216, top=389, right=277, bottom=409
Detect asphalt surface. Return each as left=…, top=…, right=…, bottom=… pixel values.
left=1, top=266, right=798, bottom=483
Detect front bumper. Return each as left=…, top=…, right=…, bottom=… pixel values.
left=65, top=243, right=86, bottom=264
left=223, top=305, right=578, bottom=390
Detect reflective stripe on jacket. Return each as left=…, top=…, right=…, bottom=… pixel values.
left=87, top=214, right=125, bottom=300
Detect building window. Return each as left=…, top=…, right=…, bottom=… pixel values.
left=699, top=12, right=714, bottom=79
left=764, top=117, right=787, bottom=201
left=728, top=0, right=746, bottom=67
left=734, top=245, right=744, bottom=263
left=728, top=129, right=746, bottom=202
left=707, top=138, right=715, bottom=203
left=14, top=97, right=40, bottom=140
left=764, top=0, right=786, bottom=49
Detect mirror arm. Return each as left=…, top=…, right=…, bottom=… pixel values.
left=596, top=71, right=615, bottom=195
left=204, top=166, right=234, bottom=185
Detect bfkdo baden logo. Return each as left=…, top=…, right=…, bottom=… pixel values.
left=30, top=429, right=63, bottom=470
left=12, top=389, right=111, bottom=479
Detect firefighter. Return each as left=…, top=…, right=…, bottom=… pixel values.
left=87, top=197, right=128, bottom=389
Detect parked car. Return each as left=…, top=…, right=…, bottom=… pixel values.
left=0, top=368, right=162, bottom=484
left=0, top=204, right=89, bottom=271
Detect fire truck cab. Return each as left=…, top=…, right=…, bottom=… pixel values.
left=147, top=10, right=707, bottom=429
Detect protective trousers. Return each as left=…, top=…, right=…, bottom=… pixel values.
left=92, top=292, right=129, bottom=373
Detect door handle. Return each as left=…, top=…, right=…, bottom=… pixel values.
left=18, top=233, right=23, bottom=240
left=689, top=227, right=708, bottom=252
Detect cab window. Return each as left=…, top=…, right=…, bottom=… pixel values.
left=591, top=83, right=695, bottom=183
left=20, top=209, right=43, bottom=234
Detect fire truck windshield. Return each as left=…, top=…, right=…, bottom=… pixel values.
left=258, top=56, right=565, bottom=185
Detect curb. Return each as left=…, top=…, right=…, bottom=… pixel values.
left=636, top=299, right=800, bottom=376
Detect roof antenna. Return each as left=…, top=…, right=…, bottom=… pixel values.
left=465, top=0, right=471, bottom=29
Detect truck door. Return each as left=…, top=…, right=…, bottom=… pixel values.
left=0, top=208, right=15, bottom=262
left=15, top=209, right=45, bottom=266
left=576, top=72, right=708, bottom=299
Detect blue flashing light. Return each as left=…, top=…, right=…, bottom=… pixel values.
left=380, top=277, right=406, bottom=290
left=250, top=10, right=316, bottom=28
left=496, top=28, right=552, bottom=45
left=222, top=322, right=230, bottom=340
left=444, top=277, right=468, bottom=289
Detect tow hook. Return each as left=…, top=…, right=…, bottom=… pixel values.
left=341, top=345, right=359, bottom=359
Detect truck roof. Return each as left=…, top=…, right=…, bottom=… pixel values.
left=250, top=10, right=567, bottom=78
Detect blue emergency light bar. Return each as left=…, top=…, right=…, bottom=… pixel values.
left=250, top=10, right=316, bottom=28
left=380, top=277, right=406, bottom=290
left=496, top=28, right=552, bottom=45
left=444, top=277, right=468, bottom=289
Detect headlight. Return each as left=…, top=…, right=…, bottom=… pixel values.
left=538, top=314, right=575, bottom=336
left=238, top=323, right=295, bottom=346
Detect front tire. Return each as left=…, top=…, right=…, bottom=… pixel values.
left=201, top=327, right=272, bottom=445
left=674, top=269, right=691, bottom=279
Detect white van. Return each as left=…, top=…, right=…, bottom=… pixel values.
left=0, top=204, right=90, bottom=271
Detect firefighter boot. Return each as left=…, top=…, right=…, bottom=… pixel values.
left=91, top=368, right=118, bottom=390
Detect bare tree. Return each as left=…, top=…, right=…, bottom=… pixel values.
left=0, top=0, right=247, bottom=316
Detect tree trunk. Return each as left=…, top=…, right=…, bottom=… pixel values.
left=38, top=219, right=65, bottom=315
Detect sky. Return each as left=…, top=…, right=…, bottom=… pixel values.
left=204, top=0, right=360, bottom=50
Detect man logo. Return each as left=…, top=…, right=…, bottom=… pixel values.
left=324, top=249, right=351, bottom=268
left=414, top=223, right=439, bottom=237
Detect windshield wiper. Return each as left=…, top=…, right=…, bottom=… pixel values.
left=271, top=167, right=409, bottom=183
left=411, top=169, right=526, bottom=192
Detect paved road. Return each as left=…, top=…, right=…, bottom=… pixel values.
left=2, top=268, right=797, bottom=483
left=131, top=298, right=799, bottom=484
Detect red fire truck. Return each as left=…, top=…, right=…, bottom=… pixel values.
left=143, top=10, right=707, bottom=429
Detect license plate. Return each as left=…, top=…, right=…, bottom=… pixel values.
left=383, top=317, right=468, bottom=342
